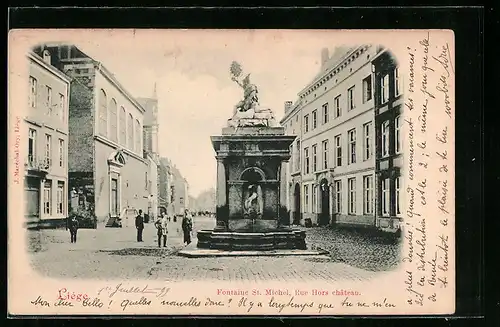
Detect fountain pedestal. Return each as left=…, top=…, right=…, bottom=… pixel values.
left=197, top=124, right=306, bottom=251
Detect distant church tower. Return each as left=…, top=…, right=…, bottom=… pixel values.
left=137, top=82, right=159, bottom=155
left=150, top=82, right=159, bottom=154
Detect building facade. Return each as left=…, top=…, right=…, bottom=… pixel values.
left=157, top=160, right=172, bottom=215
left=372, top=49, right=404, bottom=233
left=33, top=44, right=151, bottom=227
left=137, top=85, right=162, bottom=220
left=145, top=152, right=159, bottom=221
left=159, top=157, right=190, bottom=217
left=137, top=84, right=159, bottom=158
left=24, top=51, right=71, bottom=229
left=169, top=163, right=190, bottom=217
left=281, top=45, right=379, bottom=228
left=282, top=100, right=303, bottom=225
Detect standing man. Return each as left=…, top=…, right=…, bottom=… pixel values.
left=135, top=209, right=144, bottom=242
left=68, top=215, right=79, bottom=243
left=154, top=212, right=168, bottom=248
left=181, top=209, right=193, bottom=245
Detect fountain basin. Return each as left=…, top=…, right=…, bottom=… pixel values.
left=197, top=229, right=306, bottom=251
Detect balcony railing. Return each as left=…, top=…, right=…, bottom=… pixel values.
left=25, top=155, right=50, bottom=172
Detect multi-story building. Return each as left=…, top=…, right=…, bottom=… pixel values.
left=24, top=51, right=71, bottom=229
left=137, top=84, right=161, bottom=220
left=144, top=152, right=159, bottom=221
left=281, top=45, right=379, bottom=228
left=159, top=158, right=190, bottom=217
left=282, top=100, right=303, bottom=225
left=137, top=83, right=160, bottom=158
left=372, top=49, right=403, bottom=234
left=157, top=160, right=172, bottom=215
left=32, top=44, right=151, bottom=228
left=171, top=164, right=190, bottom=217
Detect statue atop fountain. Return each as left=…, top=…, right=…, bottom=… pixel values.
left=228, top=61, right=278, bottom=128
left=187, top=61, right=309, bottom=252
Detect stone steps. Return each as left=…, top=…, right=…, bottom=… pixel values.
left=196, top=229, right=307, bottom=251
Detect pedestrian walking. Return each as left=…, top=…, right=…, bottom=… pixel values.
left=181, top=209, right=193, bottom=245
left=135, top=209, right=144, bottom=242
left=68, top=216, right=79, bottom=243
left=154, top=212, right=169, bottom=248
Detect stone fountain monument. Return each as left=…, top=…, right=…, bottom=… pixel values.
left=196, top=62, right=306, bottom=251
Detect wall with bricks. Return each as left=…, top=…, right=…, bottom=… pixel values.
left=68, top=79, right=94, bottom=173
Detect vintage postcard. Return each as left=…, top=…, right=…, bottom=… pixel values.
left=8, top=29, right=455, bottom=316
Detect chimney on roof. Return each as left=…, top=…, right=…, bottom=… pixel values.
left=284, top=101, right=293, bottom=113
left=321, top=48, right=329, bottom=66
left=42, top=49, right=52, bottom=65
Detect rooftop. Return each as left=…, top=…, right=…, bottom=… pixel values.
left=298, top=45, right=357, bottom=96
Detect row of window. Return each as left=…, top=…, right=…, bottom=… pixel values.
left=301, top=80, right=365, bottom=132
left=28, top=128, right=65, bottom=168
left=301, top=122, right=373, bottom=174
left=42, top=180, right=66, bottom=216
left=29, top=76, right=66, bottom=122
left=298, top=67, right=401, bottom=134
left=293, top=116, right=401, bottom=174
left=380, top=177, right=402, bottom=216
left=98, top=89, right=142, bottom=154
left=381, top=116, right=402, bottom=157
left=301, top=176, right=401, bottom=217
left=381, top=67, right=402, bottom=104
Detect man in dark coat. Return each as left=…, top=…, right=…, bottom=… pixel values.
left=135, top=209, right=144, bottom=242
left=68, top=216, right=79, bottom=243
left=181, top=209, right=193, bottom=245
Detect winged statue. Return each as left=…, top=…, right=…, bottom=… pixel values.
left=228, top=61, right=277, bottom=128
left=230, top=61, right=260, bottom=114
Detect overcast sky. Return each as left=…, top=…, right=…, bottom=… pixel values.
left=25, top=29, right=376, bottom=197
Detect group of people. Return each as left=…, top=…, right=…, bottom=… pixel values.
left=135, top=209, right=193, bottom=248
left=67, top=208, right=194, bottom=247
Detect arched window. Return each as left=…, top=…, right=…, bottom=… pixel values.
left=109, top=98, right=118, bottom=142
left=98, top=89, right=107, bottom=136
left=127, top=113, right=134, bottom=150
left=119, top=106, right=126, bottom=145
left=135, top=119, right=142, bottom=153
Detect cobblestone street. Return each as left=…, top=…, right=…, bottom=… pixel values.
left=300, top=226, right=402, bottom=272
left=28, top=216, right=401, bottom=282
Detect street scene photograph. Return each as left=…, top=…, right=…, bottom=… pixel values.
left=21, top=30, right=405, bottom=284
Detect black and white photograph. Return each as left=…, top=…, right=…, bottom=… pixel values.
left=8, top=29, right=455, bottom=315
